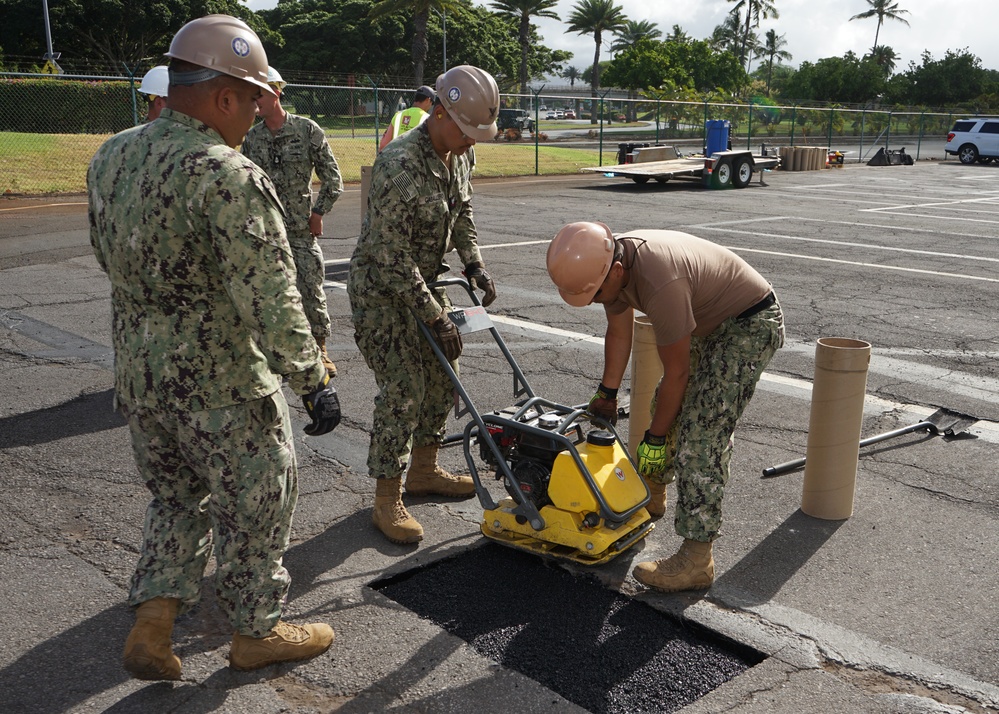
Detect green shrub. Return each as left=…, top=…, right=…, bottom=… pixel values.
left=0, top=78, right=135, bottom=134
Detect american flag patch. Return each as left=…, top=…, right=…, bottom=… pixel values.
left=391, top=171, right=418, bottom=202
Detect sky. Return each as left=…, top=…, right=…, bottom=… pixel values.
left=243, top=0, right=999, bottom=76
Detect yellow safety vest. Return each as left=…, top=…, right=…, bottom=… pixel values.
left=392, top=107, right=429, bottom=137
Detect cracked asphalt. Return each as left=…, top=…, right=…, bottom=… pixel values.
left=1, top=157, right=997, bottom=713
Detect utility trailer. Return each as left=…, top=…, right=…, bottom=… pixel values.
left=582, top=144, right=780, bottom=189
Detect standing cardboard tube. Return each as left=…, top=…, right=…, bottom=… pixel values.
left=629, top=315, right=662, bottom=462
left=801, top=337, right=872, bottom=520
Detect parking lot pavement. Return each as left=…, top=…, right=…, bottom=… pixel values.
left=1, top=160, right=997, bottom=713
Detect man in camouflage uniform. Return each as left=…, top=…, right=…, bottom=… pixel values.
left=87, top=15, right=340, bottom=681
left=547, top=223, right=785, bottom=592
left=241, top=66, right=343, bottom=376
left=348, top=65, right=499, bottom=545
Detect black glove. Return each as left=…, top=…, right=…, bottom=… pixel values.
left=428, top=311, right=463, bottom=361
left=464, top=261, right=497, bottom=307
left=302, top=373, right=341, bottom=436
left=587, top=383, right=618, bottom=425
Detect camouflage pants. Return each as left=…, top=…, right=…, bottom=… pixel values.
left=289, top=229, right=331, bottom=341
left=351, top=290, right=455, bottom=479
left=651, top=300, right=784, bottom=542
left=122, top=391, right=298, bottom=637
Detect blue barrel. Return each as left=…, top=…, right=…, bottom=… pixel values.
left=705, top=119, right=730, bottom=157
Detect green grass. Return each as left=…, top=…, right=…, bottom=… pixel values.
left=0, top=130, right=617, bottom=196
left=1, top=132, right=111, bottom=195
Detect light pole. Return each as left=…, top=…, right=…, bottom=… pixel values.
left=41, top=0, right=62, bottom=73
left=432, top=8, right=447, bottom=72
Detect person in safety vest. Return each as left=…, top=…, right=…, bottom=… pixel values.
left=379, top=84, right=436, bottom=152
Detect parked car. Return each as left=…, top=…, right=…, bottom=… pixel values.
left=945, top=117, right=999, bottom=164
left=497, top=108, right=536, bottom=135
left=545, top=110, right=556, bottom=120
left=564, top=109, right=576, bottom=119
left=555, top=109, right=565, bottom=119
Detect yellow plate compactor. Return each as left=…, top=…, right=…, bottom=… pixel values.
left=418, top=279, right=654, bottom=566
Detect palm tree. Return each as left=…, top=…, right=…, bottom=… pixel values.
left=727, top=0, right=780, bottom=71
left=369, top=0, right=461, bottom=86
left=566, top=0, right=628, bottom=124
left=609, top=19, right=661, bottom=55
left=757, top=28, right=791, bottom=95
left=709, top=9, right=742, bottom=57
left=666, top=24, right=691, bottom=45
left=490, top=0, right=560, bottom=103
left=562, top=65, right=580, bottom=88
left=610, top=19, right=659, bottom=120
left=868, top=44, right=899, bottom=75
left=850, top=0, right=910, bottom=53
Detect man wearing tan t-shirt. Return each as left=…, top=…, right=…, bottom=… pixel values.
left=546, top=223, right=785, bottom=593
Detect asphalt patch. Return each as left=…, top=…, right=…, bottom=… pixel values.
left=372, top=543, right=765, bottom=713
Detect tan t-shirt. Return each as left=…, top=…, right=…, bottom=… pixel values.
left=605, top=230, right=772, bottom=346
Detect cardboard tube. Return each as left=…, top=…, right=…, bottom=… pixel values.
left=360, top=165, right=373, bottom=220
left=629, top=314, right=662, bottom=461
left=801, top=337, right=872, bottom=520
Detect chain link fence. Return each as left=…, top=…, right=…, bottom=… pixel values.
left=0, top=73, right=971, bottom=196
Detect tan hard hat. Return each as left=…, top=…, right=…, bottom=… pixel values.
left=546, top=222, right=616, bottom=307
left=436, top=65, right=499, bottom=142
left=165, top=14, right=274, bottom=95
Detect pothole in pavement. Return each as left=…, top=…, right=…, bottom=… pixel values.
left=371, top=542, right=765, bottom=714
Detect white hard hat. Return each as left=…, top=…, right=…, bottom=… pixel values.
left=138, top=65, right=169, bottom=97
left=266, top=66, right=286, bottom=90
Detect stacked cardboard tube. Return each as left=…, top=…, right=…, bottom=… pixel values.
left=780, top=146, right=828, bottom=171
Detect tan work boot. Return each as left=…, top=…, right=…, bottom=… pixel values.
left=644, top=477, right=667, bottom=518
left=317, top=339, right=337, bottom=378
left=632, top=539, right=715, bottom=593
left=230, top=620, right=334, bottom=671
left=123, top=597, right=182, bottom=681
left=404, top=445, right=475, bottom=497
left=373, top=477, right=424, bottom=544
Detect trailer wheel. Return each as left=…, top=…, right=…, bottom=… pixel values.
left=655, top=177, right=669, bottom=184
left=631, top=176, right=650, bottom=184
left=733, top=158, right=753, bottom=188
left=714, top=159, right=733, bottom=187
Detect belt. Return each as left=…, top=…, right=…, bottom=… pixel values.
left=736, top=291, right=776, bottom=320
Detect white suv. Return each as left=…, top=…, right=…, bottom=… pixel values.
left=945, top=118, right=999, bottom=164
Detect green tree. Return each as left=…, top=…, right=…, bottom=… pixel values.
left=757, top=29, right=791, bottom=96
left=885, top=49, right=994, bottom=107
left=609, top=19, right=660, bottom=55
left=0, top=0, right=271, bottom=70
left=726, top=0, right=779, bottom=70
left=602, top=38, right=746, bottom=95
left=708, top=9, right=741, bottom=57
left=489, top=0, right=560, bottom=101
left=610, top=20, right=660, bottom=120
left=566, top=0, right=628, bottom=124
left=849, top=0, right=910, bottom=54
left=666, top=24, right=691, bottom=44
left=784, top=51, right=886, bottom=104
left=562, top=65, right=580, bottom=87
left=369, top=0, right=463, bottom=85
left=867, top=44, right=898, bottom=75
